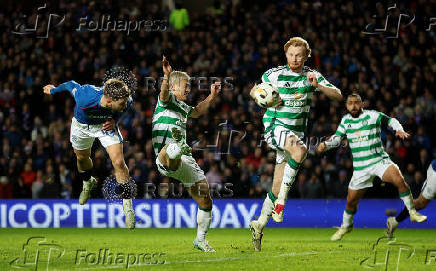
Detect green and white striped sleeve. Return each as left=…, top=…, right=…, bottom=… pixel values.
left=314, top=71, right=335, bottom=91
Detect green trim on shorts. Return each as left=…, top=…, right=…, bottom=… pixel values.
left=198, top=206, right=212, bottom=212
left=345, top=209, right=356, bottom=215
left=399, top=190, right=411, bottom=197
left=268, top=190, right=277, bottom=203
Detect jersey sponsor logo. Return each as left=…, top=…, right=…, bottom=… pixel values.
left=283, top=100, right=306, bottom=107
left=351, top=135, right=369, bottom=143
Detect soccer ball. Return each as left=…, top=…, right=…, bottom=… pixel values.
left=252, top=82, right=280, bottom=108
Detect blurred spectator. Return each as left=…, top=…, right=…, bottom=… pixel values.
left=169, top=1, right=189, bottom=30
left=21, top=163, right=36, bottom=187
left=32, top=170, right=44, bottom=198
left=0, top=176, right=13, bottom=198
left=0, top=1, right=434, bottom=200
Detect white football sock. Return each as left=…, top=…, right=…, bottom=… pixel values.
left=197, top=209, right=212, bottom=242
left=342, top=210, right=354, bottom=228
left=400, top=191, right=414, bottom=211
left=277, top=162, right=298, bottom=202
left=166, top=143, right=182, bottom=160
left=258, top=193, right=275, bottom=229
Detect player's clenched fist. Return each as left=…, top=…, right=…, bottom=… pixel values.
left=306, top=72, right=318, bottom=88
left=210, top=82, right=221, bottom=97
left=43, top=84, right=55, bottom=95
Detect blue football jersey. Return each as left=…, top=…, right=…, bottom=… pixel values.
left=50, top=80, right=132, bottom=124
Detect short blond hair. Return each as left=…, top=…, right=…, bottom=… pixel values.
left=284, top=37, right=311, bottom=57
left=169, top=71, right=190, bottom=87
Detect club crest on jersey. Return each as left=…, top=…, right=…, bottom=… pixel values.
left=292, top=90, right=303, bottom=100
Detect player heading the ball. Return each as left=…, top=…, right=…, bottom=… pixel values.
left=43, top=71, right=137, bottom=229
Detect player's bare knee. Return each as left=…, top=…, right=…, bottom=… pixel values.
left=112, top=158, right=127, bottom=170
left=293, top=144, right=308, bottom=162
left=200, top=196, right=212, bottom=209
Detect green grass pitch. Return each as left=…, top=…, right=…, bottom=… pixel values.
left=1, top=228, right=436, bottom=270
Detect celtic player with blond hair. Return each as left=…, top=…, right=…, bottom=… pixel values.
left=249, top=37, right=342, bottom=251
left=152, top=56, right=221, bottom=252
left=316, top=94, right=427, bottom=241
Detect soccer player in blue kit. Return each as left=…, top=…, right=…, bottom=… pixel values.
left=43, top=78, right=136, bottom=229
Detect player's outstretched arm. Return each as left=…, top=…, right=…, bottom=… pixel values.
left=190, top=82, right=221, bottom=118
left=307, top=73, right=342, bottom=101
left=160, top=55, right=172, bottom=103
left=44, top=81, right=82, bottom=95
left=316, top=135, right=342, bottom=155
left=316, top=119, right=346, bottom=155
left=380, top=113, right=410, bottom=139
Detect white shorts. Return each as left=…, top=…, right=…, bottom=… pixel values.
left=349, top=158, right=395, bottom=190
left=421, top=164, right=436, bottom=200
left=70, top=117, right=123, bottom=150
left=264, top=125, right=303, bottom=164
left=156, top=155, right=206, bottom=188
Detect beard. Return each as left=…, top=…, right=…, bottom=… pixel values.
left=350, top=108, right=363, bottom=118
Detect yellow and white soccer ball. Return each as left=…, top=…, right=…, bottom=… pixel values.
left=252, top=82, right=280, bottom=108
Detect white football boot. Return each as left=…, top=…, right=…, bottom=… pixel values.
left=249, top=220, right=263, bottom=251
left=171, top=127, right=192, bottom=156
left=123, top=199, right=136, bottom=229
left=330, top=224, right=353, bottom=241
left=386, top=217, right=399, bottom=238
left=271, top=200, right=285, bottom=223
left=409, top=209, right=427, bottom=223
left=79, top=176, right=97, bottom=205
left=193, top=239, right=215, bottom=252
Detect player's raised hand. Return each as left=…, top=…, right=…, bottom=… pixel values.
left=210, top=81, right=221, bottom=97
left=395, top=130, right=410, bottom=139
left=307, top=72, right=318, bottom=88
left=102, top=118, right=115, bottom=131
left=162, top=55, right=172, bottom=76
left=43, top=84, right=55, bottom=95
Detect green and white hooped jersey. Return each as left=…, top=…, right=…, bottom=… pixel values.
left=152, top=92, right=193, bottom=156
left=335, top=110, right=390, bottom=171
left=261, top=65, right=334, bottom=138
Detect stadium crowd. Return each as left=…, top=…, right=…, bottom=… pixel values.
left=0, top=0, right=435, bottom=200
